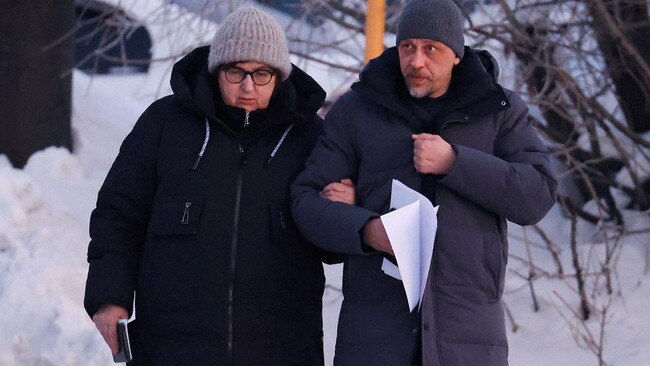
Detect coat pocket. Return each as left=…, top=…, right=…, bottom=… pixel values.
left=148, top=195, right=205, bottom=236
left=435, top=224, right=502, bottom=301
left=482, top=227, right=504, bottom=301
left=139, top=195, right=205, bottom=310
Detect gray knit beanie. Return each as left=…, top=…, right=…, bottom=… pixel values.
left=208, top=6, right=292, bottom=81
left=396, top=0, right=465, bottom=59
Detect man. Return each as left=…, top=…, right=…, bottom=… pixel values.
left=291, top=0, right=558, bottom=365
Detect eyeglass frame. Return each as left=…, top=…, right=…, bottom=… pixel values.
left=221, top=64, right=277, bottom=86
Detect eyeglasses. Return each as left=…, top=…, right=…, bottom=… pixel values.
left=222, top=66, right=276, bottom=86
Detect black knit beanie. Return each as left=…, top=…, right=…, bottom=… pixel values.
left=395, top=0, right=465, bottom=59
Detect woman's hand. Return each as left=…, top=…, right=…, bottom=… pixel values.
left=92, top=303, right=129, bottom=354
left=320, top=178, right=356, bottom=205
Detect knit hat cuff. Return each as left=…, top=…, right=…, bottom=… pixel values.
left=210, top=39, right=292, bottom=79
left=397, top=17, right=464, bottom=59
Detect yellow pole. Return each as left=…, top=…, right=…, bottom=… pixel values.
left=364, top=0, right=386, bottom=63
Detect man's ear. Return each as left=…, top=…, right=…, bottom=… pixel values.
left=453, top=56, right=461, bottom=66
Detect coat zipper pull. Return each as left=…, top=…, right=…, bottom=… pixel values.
left=244, top=111, right=250, bottom=128
left=239, top=144, right=247, bottom=165
left=181, top=202, right=192, bottom=224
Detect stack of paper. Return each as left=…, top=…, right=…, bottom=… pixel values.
left=380, top=179, right=439, bottom=311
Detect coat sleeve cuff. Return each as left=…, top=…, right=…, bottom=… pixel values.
left=303, top=200, right=379, bottom=255
left=84, top=252, right=135, bottom=319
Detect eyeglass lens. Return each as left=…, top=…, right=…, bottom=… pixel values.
left=224, top=67, right=274, bottom=86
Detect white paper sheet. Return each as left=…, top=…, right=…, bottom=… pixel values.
left=381, top=258, right=402, bottom=280
left=380, top=179, right=439, bottom=311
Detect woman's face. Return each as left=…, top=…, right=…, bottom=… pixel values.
left=218, top=61, right=277, bottom=111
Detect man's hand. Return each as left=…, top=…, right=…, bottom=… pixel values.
left=412, top=133, right=456, bottom=174
left=362, top=218, right=393, bottom=255
left=92, top=303, right=128, bottom=354
left=320, top=178, right=356, bottom=205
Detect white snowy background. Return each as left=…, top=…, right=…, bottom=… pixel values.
left=0, top=1, right=649, bottom=365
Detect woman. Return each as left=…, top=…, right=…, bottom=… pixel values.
left=84, top=7, right=352, bottom=365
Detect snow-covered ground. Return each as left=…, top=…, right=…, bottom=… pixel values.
left=1, top=1, right=649, bottom=365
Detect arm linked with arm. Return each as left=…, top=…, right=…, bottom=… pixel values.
left=291, top=95, right=379, bottom=255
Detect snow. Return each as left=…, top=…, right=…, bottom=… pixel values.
left=1, top=1, right=649, bottom=365
left=505, top=216, right=650, bottom=366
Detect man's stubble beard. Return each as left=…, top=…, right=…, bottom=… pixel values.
left=406, top=82, right=434, bottom=99
left=405, top=75, right=434, bottom=99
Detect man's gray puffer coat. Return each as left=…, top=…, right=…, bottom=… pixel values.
left=291, top=46, right=557, bottom=366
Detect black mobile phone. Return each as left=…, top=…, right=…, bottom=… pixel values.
left=112, top=319, right=133, bottom=363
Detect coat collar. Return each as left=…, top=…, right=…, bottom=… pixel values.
left=351, top=46, right=510, bottom=129
left=170, top=46, right=326, bottom=137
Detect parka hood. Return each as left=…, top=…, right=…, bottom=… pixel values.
left=170, top=46, right=326, bottom=130
left=351, top=46, right=509, bottom=125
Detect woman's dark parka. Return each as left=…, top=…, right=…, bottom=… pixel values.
left=84, top=46, right=327, bottom=365
left=291, top=47, right=558, bottom=365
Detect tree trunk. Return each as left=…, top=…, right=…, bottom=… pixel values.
left=0, top=0, right=74, bottom=168
left=589, top=0, right=650, bottom=133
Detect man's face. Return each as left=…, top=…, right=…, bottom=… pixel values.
left=398, top=38, right=460, bottom=99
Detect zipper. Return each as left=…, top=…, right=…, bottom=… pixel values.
left=243, top=111, right=250, bottom=128
left=226, top=150, right=246, bottom=364
left=227, top=112, right=249, bottom=360
left=424, top=117, right=462, bottom=366
left=181, top=202, right=192, bottom=224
